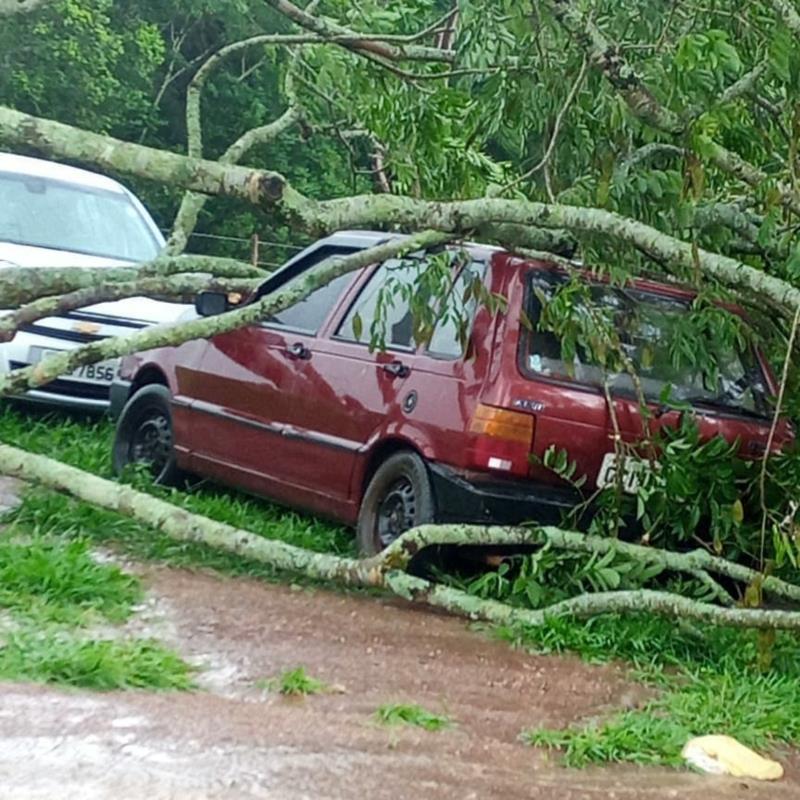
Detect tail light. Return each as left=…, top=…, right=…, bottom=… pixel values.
left=468, top=403, right=535, bottom=477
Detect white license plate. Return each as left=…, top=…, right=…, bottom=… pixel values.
left=29, top=347, right=117, bottom=385
left=596, top=453, right=652, bottom=494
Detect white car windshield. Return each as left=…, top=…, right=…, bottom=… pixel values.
left=0, top=171, right=161, bottom=261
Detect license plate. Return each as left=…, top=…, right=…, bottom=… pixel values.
left=596, top=452, right=652, bottom=494
left=29, top=347, right=117, bottom=384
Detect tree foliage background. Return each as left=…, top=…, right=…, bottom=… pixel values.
left=3, top=1, right=799, bottom=274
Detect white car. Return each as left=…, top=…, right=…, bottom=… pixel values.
left=0, top=152, right=189, bottom=411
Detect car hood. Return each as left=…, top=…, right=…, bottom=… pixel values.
left=0, top=242, right=189, bottom=325
left=0, top=241, right=133, bottom=268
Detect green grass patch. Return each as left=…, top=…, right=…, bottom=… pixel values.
left=503, top=614, right=800, bottom=767
left=0, top=629, right=194, bottom=690
left=0, top=407, right=198, bottom=690
left=374, top=702, right=453, bottom=731
left=258, top=666, right=329, bottom=696
left=0, top=537, right=141, bottom=625
left=522, top=663, right=800, bottom=767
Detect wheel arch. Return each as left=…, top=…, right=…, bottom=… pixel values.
left=130, top=364, right=170, bottom=396
left=358, top=436, right=428, bottom=502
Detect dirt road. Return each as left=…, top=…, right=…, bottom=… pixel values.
left=1, top=562, right=798, bottom=799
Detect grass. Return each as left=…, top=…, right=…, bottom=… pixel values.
left=521, top=664, right=800, bottom=767
left=0, top=531, right=194, bottom=689
left=500, top=614, right=800, bottom=767
left=258, top=666, right=329, bottom=696
left=374, top=702, right=453, bottom=731
left=0, top=405, right=200, bottom=690
left=0, top=537, right=141, bottom=625
left=0, top=630, right=194, bottom=690
left=5, top=405, right=800, bottom=762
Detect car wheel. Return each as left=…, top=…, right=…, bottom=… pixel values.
left=112, top=384, right=183, bottom=486
left=356, top=451, right=435, bottom=556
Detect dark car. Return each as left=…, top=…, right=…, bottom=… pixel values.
left=110, top=230, right=787, bottom=554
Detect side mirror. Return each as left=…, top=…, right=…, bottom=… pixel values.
left=195, top=291, right=229, bottom=317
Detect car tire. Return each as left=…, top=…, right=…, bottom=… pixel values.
left=112, top=384, right=184, bottom=486
left=356, top=451, right=435, bottom=556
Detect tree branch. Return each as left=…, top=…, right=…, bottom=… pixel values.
left=545, top=0, right=800, bottom=216
left=0, top=256, right=264, bottom=307
left=719, top=61, right=769, bottom=106
left=373, top=524, right=800, bottom=604
left=614, top=143, right=686, bottom=181
left=770, top=0, right=800, bottom=36
left=263, top=0, right=454, bottom=63
left=0, top=232, right=450, bottom=398
left=0, top=274, right=258, bottom=343
left=2, top=444, right=800, bottom=631
left=546, top=0, right=682, bottom=134
left=168, top=106, right=303, bottom=254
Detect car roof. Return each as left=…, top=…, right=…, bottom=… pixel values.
left=0, top=152, right=128, bottom=194
left=322, top=229, right=502, bottom=257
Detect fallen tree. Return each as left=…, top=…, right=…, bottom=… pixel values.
left=3, top=105, right=800, bottom=312
left=1, top=0, right=799, bottom=640
left=1, top=441, right=800, bottom=631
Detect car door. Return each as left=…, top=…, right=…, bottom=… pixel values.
left=285, top=252, right=486, bottom=518
left=183, top=253, right=361, bottom=510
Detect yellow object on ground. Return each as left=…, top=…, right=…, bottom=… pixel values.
left=681, top=735, right=783, bottom=780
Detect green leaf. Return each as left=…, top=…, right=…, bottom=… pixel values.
left=351, top=312, right=363, bottom=341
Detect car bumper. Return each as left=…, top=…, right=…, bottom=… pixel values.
left=0, top=333, right=115, bottom=412
left=109, top=378, right=132, bottom=419
left=429, top=463, right=582, bottom=526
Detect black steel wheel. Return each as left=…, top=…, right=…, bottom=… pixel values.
left=356, top=451, right=434, bottom=556
left=112, top=384, right=183, bottom=486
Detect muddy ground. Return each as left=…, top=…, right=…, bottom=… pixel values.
left=1, top=558, right=799, bottom=800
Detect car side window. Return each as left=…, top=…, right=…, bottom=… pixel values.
left=337, top=257, right=418, bottom=349
left=426, top=262, right=487, bottom=359
left=264, top=257, right=355, bottom=334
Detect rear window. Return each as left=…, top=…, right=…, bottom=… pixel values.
left=0, top=172, right=160, bottom=261
left=521, top=272, right=770, bottom=416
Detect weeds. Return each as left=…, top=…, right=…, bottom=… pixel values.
left=374, top=702, right=453, bottom=731
left=258, top=666, right=329, bottom=696
left=0, top=630, right=194, bottom=690
left=0, top=537, right=141, bottom=625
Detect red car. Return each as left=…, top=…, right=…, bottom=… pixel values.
left=111, top=230, right=785, bottom=554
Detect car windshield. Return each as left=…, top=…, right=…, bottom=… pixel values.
left=0, top=171, right=161, bottom=261
left=523, top=273, right=770, bottom=416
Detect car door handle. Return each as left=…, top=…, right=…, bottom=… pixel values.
left=381, top=360, right=410, bottom=378
left=285, top=342, right=311, bottom=360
